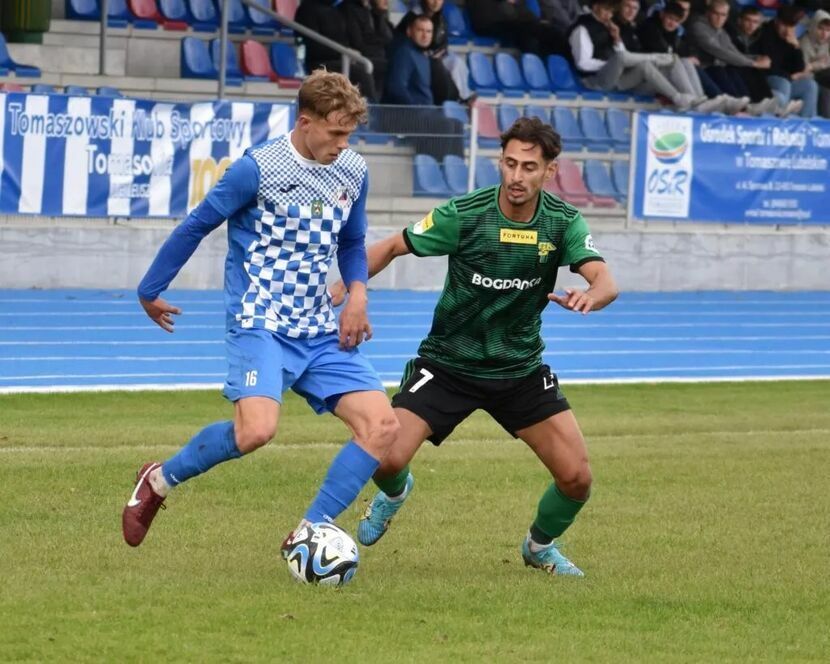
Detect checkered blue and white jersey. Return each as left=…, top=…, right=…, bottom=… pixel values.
left=137, top=132, right=370, bottom=339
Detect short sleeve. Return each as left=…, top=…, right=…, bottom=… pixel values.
left=559, top=212, right=605, bottom=271
left=402, top=199, right=461, bottom=257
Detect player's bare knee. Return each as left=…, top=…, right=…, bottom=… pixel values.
left=557, top=465, right=592, bottom=501
left=355, top=413, right=400, bottom=456
left=235, top=421, right=277, bottom=453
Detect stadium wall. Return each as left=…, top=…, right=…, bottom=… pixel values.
left=1, top=219, right=827, bottom=291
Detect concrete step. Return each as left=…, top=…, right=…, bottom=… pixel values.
left=7, top=43, right=126, bottom=76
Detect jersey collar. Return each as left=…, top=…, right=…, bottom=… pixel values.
left=495, top=185, right=542, bottom=227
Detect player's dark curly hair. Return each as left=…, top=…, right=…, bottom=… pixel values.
left=500, top=117, right=562, bottom=162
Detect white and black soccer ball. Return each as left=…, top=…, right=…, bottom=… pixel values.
left=285, top=522, right=359, bottom=587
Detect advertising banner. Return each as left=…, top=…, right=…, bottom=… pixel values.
left=0, top=92, right=292, bottom=217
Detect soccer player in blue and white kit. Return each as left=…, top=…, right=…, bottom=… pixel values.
left=122, top=71, right=399, bottom=549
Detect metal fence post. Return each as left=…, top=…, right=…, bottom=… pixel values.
left=467, top=103, right=479, bottom=193
left=99, top=0, right=109, bottom=75
left=218, top=0, right=230, bottom=100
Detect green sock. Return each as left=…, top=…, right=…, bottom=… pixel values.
left=374, top=465, right=411, bottom=497
left=530, top=483, right=587, bottom=544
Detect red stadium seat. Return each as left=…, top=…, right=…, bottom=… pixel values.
left=556, top=158, right=615, bottom=208
left=128, top=0, right=163, bottom=26
left=241, top=40, right=278, bottom=83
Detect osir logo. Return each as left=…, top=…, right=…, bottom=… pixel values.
left=650, top=132, right=688, bottom=164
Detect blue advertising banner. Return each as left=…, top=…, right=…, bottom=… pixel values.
left=630, top=111, right=830, bottom=224
left=0, top=93, right=292, bottom=217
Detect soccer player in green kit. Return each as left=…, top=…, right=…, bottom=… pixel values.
left=332, top=117, right=618, bottom=576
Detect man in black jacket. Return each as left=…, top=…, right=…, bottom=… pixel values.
left=342, top=0, right=394, bottom=99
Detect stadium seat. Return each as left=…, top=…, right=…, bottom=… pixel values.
left=158, top=0, right=191, bottom=29
left=584, top=159, right=623, bottom=203
left=468, top=53, right=500, bottom=97
left=606, top=107, right=631, bottom=152
left=413, top=154, right=451, bottom=196
left=31, top=83, right=56, bottom=93
left=497, top=104, right=521, bottom=132
left=274, top=0, right=298, bottom=35
left=524, top=104, right=549, bottom=123
left=96, top=86, right=123, bottom=97
left=520, top=53, right=552, bottom=99
left=442, top=2, right=469, bottom=45
left=66, top=0, right=132, bottom=27
left=442, top=155, right=470, bottom=195
left=128, top=0, right=163, bottom=28
left=546, top=55, right=602, bottom=101
left=213, top=0, right=248, bottom=33
left=389, top=0, right=407, bottom=11
left=241, top=40, right=278, bottom=82
left=551, top=107, right=586, bottom=152
left=187, top=0, right=219, bottom=31
left=442, top=100, right=468, bottom=125
left=560, top=158, right=616, bottom=207
left=472, top=100, right=501, bottom=148
left=524, top=0, right=542, bottom=18
left=64, top=85, right=89, bottom=95
left=246, top=0, right=279, bottom=35
left=578, top=107, right=614, bottom=152
left=269, top=42, right=304, bottom=88
left=181, top=37, right=219, bottom=79
left=475, top=156, right=500, bottom=188
left=0, top=34, right=41, bottom=77
left=210, top=39, right=247, bottom=84
left=494, top=53, right=527, bottom=98
left=611, top=160, right=630, bottom=199
left=0, top=82, right=25, bottom=92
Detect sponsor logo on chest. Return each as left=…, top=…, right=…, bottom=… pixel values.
left=499, top=228, right=538, bottom=245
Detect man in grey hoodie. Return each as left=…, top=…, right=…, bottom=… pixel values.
left=799, top=8, right=830, bottom=116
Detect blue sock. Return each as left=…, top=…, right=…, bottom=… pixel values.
left=304, top=441, right=380, bottom=523
left=162, top=421, right=241, bottom=487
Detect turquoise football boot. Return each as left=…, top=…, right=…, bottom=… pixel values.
left=521, top=537, right=585, bottom=577
left=357, top=473, right=414, bottom=546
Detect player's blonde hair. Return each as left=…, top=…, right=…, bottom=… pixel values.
left=298, top=69, right=369, bottom=126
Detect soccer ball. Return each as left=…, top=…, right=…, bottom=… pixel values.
left=285, top=522, right=359, bottom=587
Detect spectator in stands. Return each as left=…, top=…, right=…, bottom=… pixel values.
left=343, top=0, right=394, bottom=100
left=638, top=1, right=750, bottom=112
left=295, top=0, right=378, bottom=101
left=569, top=0, right=700, bottom=109
left=752, top=6, right=818, bottom=117
left=538, top=0, right=586, bottom=56
left=382, top=15, right=464, bottom=157
left=730, top=6, right=762, bottom=55
left=396, top=0, right=475, bottom=105
left=467, top=0, right=554, bottom=55
left=800, top=9, right=830, bottom=117
left=686, top=0, right=781, bottom=114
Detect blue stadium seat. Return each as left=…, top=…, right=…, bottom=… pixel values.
left=551, top=107, right=586, bottom=151
left=524, top=0, right=542, bottom=18
left=606, top=107, right=631, bottom=152
left=584, top=159, right=623, bottom=203
left=443, top=155, right=469, bottom=195
left=211, top=39, right=248, bottom=84
left=494, top=53, right=527, bottom=98
left=521, top=53, right=552, bottom=99
left=498, top=104, right=521, bottom=132
left=389, top=0, right=407, bottom=11
left=213, top=0, right=248, bottom=33
left=31, top=83, right=56, bottom=93
left=546, top=55, right=602, bottom=101
left=413, top=154, right=451, bottom=197
left=442, top=2, right=469, bottom=45
left=158, top=0, right=190, bottom=29
left=181, top=37, right=218, bottom=79
left=0, top=33, right=41, bottom=77
left=442, top=100, right=468, bottom=125
left=524, top=104, right=549, bottom=123
left=96, top=86, right=123, bottom=97
left=270, top=42, right=304, bottom=80
left=468, top=52, right=500, bottom=97
left=578, top=107, right=614, bottom=151
left=475, top=156, right=500, bottom=188
left=66, top=0, right=132, bottom=27
left=611, top=160, right=630, bottom=199
left=64, top=85, right=89, bottom=95
left=246, top=0, right=279, bottom=35
left=187, top=0, right=219, bottom=31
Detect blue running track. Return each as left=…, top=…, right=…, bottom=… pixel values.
left=1, top=289, right=829, bottom=393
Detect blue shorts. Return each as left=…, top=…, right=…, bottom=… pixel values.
left=223, top=327, right=385, bottom=414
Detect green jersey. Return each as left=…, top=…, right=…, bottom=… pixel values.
left=403, top=185, right=603, bottom=379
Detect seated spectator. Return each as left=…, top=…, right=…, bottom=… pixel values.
left=753, top=6, right=817, bottom=117
left=686, top=0, right=781, bottom=114
left=295, top=0, right=377, bottom=101
left=639, top=1, right=750, bottom=112
left=343, top=0, right=394, bottom=99
left=539, top=0, right=585, bottom=55
left=382, top=15, right=463, bottom=157
left=467, top=0, right=555, bottom=55
left=570, top=0, right=699, bottom=109
left=800, top=9, right=830, bottom=117
left=396, top=0, right=475, bottom=105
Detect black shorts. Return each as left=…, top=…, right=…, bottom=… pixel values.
left=391, top=357, right=571, bottom=445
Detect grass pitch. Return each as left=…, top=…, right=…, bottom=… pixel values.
left=1, top=381, right=829, bottom=662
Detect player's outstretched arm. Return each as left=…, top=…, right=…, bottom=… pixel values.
left=548, top=261, right=619, bottom=315
left=330, top=232, right=411, bottom=306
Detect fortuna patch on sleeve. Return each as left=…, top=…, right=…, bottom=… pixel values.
left=500, top=228, right=538, bottom=244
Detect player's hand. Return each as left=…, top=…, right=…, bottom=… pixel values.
left=329, top=280, right=348, bottom=307
left=548, top=288, right=596, bottom=315
left=338, top=293, right=372, bottom=349
left=140, top=296, right=182, bottom=333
